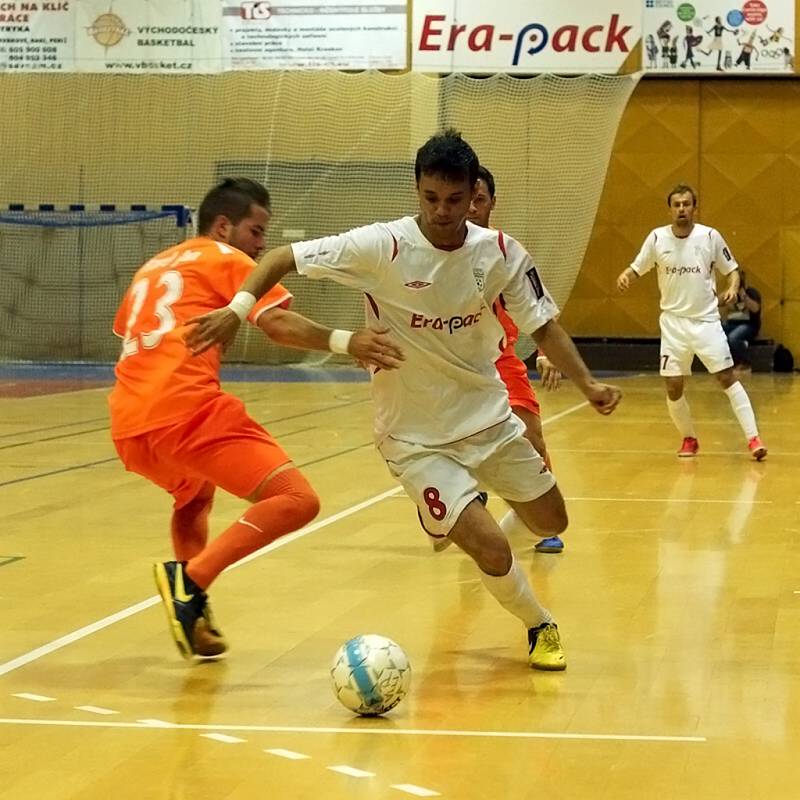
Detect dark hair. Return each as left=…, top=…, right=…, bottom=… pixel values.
left=197, top=177, right=271, bottom=234
left=477, top=165, right=496, bottom=198
left=667, top=184, right=697, bottom=207
left=415, top=128, right=479, bottom=187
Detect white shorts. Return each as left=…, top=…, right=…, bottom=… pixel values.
left=659, top=312, right=733, bottom=376
left=378, top=415, right=556, bottom=539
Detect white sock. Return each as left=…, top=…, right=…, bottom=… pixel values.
left=666, top=396, right=696, bottom=438
left=479, top=557, right=552, bottom=629
left=498, top=508, right=528, bottom=537
left=725, top=381, right=759, bottom=440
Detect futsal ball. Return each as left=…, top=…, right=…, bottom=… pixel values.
left=330, top=634, right=411, bottom=716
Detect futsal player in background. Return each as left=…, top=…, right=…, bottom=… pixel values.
left=617, top=184, right=766, bottom=460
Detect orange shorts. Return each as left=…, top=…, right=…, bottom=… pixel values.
left=113, top=393, right=291, bottom=509
left=496, top=351, right=541, bottom=416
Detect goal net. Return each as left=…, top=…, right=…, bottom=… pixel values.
left=0, top=207, right=191, bottom=362
left=0, top=70, right=640, bottom=366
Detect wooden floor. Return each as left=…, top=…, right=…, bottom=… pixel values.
left=1, top=370, right=798, bottom=799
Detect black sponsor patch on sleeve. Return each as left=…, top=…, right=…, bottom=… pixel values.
left=723, top=246, right=732, bottom=261
left=526, top=266, right=545, bottom=300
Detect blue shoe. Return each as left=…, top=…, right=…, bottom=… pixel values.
left=535, top=536, right=564, bottom=553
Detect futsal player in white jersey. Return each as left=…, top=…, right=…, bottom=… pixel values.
left=617, top=184, right=767, bottom=460
left=187, top=130, right=622, bottom=671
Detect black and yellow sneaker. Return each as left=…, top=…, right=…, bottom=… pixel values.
left=195, top=602, right=228, bottom=659
left=528, top=622, right=566, bottom=671
left=153, top=561, right=207, bottom=660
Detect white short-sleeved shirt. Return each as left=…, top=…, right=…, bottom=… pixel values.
left=630, top=223, right=738, bottom=321
left=292, top=216, right=559, bottom=446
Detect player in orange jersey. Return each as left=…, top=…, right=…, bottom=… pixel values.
left=110, top=178, right=404, bottom=660
left=468, top=166, right=565, bottom=553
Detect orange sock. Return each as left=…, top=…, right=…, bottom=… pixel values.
left=171, top=482, right=215, bottom=561
left=186, top=469, right=320, bottom=590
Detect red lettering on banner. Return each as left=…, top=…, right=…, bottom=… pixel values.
left=553, top=25, right=578, bottom=52
left=582, top=25, right=603, bottom=52
left=447, top=23, right=466, bottom=50
left=605, top=14, right=631, bottom=52
left=419, top=14, right=445, bottom=50
left=468, top=24, right=493, bottom=51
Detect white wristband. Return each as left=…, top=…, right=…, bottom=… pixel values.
left=328, top=329, right=353, bottom=355
left=227, top=291, right=257, bottom=321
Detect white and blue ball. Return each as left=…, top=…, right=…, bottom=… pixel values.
left=330, top=634, right=411, bottom=716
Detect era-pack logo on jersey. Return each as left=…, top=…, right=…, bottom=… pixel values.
left=411, top=310, right=483, bottom=333
left=404, top=280, right=432, bottom=289
left=664, top=265, right=701, bottom=276
left=418, top=13, right=633, bottom=66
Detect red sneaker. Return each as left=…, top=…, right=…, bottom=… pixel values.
left=677, top=437, right=699, bottom=457
left=748, top=436, right=767, bottom=461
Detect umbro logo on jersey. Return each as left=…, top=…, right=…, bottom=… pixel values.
left=404, top=280, right=432, bottom=289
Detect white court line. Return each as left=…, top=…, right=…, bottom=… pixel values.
left=201, top=733, right=247, bottom=744
left=12, top=693, right=55, bottom=702
left=74, top=705, right=118, bottom=716
left=328, top=765, right=375, bottom=778
left=0, top=718, right=707, bottom=743
left=392, top=784, right=441, bottom=798
left=541, top=401, right=589, bottom=425
left=0, top=486, right=402, bottom=678
left=266, top=748, right=310, bottom=760
left=564, top=496, right=771, bottom=505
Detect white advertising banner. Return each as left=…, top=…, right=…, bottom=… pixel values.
left=411, top=0, right=642, bottom=74
left=73, top=1, right=223, bottom=73
left=221, top=1, right=407, bottom=70
left=0, top=0, right=407, bottom=72
left=643, top=0, right=795, bottom=74
left=0, top=2, right=73, bottom=72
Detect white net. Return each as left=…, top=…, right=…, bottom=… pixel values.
left=0, top=70, right=640, bottom=365
left=0, top=209, right=190, bottom=362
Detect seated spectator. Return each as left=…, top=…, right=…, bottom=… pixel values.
left=722, top=271, right=761, bottom=368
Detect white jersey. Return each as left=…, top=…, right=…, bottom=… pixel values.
left=630, top=223, right=737, bottom=321
left=292, top=216, right=559, bottom=446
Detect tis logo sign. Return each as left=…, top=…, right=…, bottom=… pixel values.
left=418, top=13, right=633, bottom=65
left=240, top=1, right=271, bottom=20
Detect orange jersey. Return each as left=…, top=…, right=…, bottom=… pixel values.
left=109, top=237, right=291, bottom=439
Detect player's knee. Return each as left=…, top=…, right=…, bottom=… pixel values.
left=479, top=536, right=513, bottom=576
left=258, top=468, right=320, bottom=527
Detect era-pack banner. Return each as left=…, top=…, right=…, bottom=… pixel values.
left=412, top=0, right=642, bottom=74
left=643, top=0, right=795, bottom=74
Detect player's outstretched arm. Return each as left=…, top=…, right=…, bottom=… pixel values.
left=533, top=319, right=622, bottom=416
left=258, top=308, right=405, bottom=370
left=185, top=245, right=298, bottom=355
